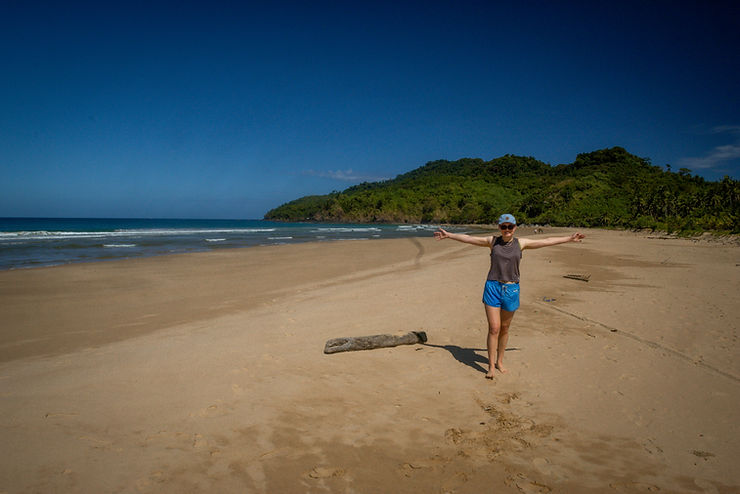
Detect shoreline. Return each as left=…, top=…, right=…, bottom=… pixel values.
left=1, top=228, right=738, bottom=492
left=0, top=218, right=444, bottom=272
left=3, top=220, right=736, bottom=274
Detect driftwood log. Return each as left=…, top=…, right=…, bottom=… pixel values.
left=324, top=331, right=427, bottom=354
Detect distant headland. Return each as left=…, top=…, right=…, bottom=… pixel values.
left=265, top=147, right=738, bottom=234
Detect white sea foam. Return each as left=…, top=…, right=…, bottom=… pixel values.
left=396, top=224, right=438, bottom=231
left=115, top=228, right=277, bottom=235
left=312, top=227, right=382, bottom=233
left=0, top=228, right=278, bottom=242
left=268, top=236, right=293, bottom=240
left=205, top=238, right=227, bottom=242
left=1, top=231, right=110, bottom=240
left=103, top=244, right=136, bottom=248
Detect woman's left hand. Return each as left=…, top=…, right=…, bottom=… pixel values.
left=570, top=233, right=585, bottom=242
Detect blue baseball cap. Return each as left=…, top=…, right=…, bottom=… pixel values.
left=497, top=214, right=516, bottom=225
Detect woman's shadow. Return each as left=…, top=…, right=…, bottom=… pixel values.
left=423, top=343, right=489, bottom=375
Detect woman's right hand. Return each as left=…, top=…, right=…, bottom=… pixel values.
left=434, top=228, right=450, bottom=240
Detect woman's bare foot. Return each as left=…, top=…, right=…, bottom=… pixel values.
left=495, top=362, right=508, bottom=374
left=485, top=368, right=495, bottom=379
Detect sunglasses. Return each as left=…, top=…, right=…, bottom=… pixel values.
left=499, top=224, right=516, bottom=231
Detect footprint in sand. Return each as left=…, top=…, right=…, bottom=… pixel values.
left=398, top=462, right=428, bottom=478
left=609, top=481, right=661, bottom=492
left=501, top=392, right=520, bottom=404
left=306, top=466, right=345, bottom=479
left=515, top=479, right=552, bottom=494
left=141, top=430, right=191, bottom=448
left=441, top=471, right=469, bottom=491
left=444, top=428, right=464, bottom=445
left=532, top=457, right=552, bottom=475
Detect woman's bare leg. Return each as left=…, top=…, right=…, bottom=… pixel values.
left=484, top=305, right=501, bottom=379
left=496, top=309, right=516, bottom=373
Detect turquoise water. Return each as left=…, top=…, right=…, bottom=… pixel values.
left=0, top=218, right=451, bottom=270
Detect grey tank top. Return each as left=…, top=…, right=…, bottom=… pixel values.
left=486, top=237, right=522, bottom=283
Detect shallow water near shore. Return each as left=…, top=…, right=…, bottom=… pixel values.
left=0, top=218, right=465, bottom=270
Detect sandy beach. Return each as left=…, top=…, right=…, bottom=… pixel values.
left=1, top=228, right=738, bottom=493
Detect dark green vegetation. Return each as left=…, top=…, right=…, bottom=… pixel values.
left=265, top=147, right=739, bottom=233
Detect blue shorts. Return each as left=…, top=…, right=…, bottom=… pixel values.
left=482, top=281, right=520, bottom=312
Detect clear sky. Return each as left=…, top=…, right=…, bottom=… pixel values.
left=1, top=1, right=738, bottom=219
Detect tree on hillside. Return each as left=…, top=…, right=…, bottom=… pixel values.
left=265, top=147, right=739, bottom=233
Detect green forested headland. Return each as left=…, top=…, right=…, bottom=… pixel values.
left=265, top=147, right=739, bottom=233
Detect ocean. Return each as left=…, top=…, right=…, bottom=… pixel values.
left=0, top=218, right=453, bottom=271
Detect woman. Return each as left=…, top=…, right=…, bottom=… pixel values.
left=434, top=214, right=585, bottom=379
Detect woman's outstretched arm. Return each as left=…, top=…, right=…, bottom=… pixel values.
left=434, top=228, right=492, bottom=247
left=519, top=233, right=585, bottom=250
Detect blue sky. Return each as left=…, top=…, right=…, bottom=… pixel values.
left=1, top=1, right=738, bottom=219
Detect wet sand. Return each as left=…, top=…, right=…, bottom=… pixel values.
left=1, top=228, right=738, bottom=493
